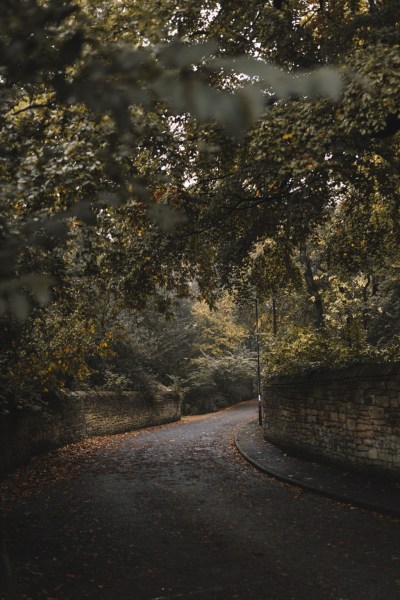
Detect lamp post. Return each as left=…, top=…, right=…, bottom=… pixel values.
left=255, top=298, right=262, bottom=426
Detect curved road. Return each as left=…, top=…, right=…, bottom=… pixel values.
left=1, top=400, right=400, bottom=600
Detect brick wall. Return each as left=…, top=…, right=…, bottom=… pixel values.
left=264, top=364, right=400, bottom=479
left=0, top=386, right=181, bottom=478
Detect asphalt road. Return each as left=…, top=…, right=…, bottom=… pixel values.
left=1, top=400, right=400, bottom=600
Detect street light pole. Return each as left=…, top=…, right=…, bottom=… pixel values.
left=255, top=298, right=262, bottom=426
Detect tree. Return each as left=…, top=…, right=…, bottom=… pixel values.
left=149, top=1, right=400, bottom=296
left=182, top=294, right=256, bottom=413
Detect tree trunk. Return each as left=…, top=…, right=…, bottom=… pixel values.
left=299, top=247, right=325, bottom=329
left=361, top=274, right=371, bottom=331
left=272, top=297, right=278, bottom=336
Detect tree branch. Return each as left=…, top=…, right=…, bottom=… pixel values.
left=11, top=102, right=53, bottom=116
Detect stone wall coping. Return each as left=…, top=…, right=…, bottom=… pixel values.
left=266, top=362, right=400, bottom=386
left=65, top=385, right=174, bottom=400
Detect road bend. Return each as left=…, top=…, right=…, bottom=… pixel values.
left=1, top=400, right=400, bottom=600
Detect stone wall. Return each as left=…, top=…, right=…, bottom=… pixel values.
left=81, top=387, right=181, bottom=436
left=0, top=386, right=180, bottom=478
left=264, top=364, right=400, bottom=479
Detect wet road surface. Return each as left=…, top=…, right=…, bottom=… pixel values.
left=1, top=400, right=400, bottom=599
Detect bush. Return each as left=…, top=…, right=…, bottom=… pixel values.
left=183, top=349, right=256, bottom=414
left=263, top=325, right=400, bottom=378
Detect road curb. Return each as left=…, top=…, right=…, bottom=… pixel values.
left=235, top=421, right=400, bottom=518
